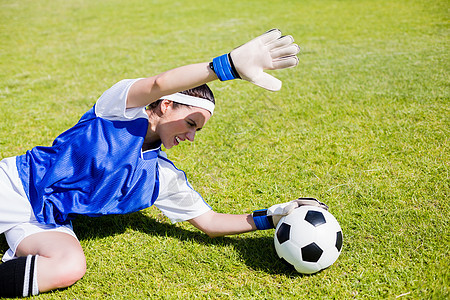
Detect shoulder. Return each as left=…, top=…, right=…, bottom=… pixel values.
left=95, top=79, right=148, bottom=121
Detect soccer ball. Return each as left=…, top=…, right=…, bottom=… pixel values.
left=274, top=206, right=343, bottom=274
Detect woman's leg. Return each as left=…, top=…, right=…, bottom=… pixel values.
left=15, top=231, right=86, bottom=293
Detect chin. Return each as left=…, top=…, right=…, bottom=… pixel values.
left=162, top=141, right=173, bottom=149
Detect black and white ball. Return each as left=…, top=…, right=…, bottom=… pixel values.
left=274, top=206, right=343, bottom=274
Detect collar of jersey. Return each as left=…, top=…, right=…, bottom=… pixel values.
left=142, top=145, right=161, bottom=160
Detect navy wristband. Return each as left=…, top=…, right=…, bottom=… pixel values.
left=212, top=54, right=239, bottom=81
left=252, top=209, right=274, bottom=230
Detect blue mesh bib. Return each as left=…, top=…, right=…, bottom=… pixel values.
left=16, top=107, right=159, bottom=226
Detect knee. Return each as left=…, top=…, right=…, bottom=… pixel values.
left=40, top=250, right=86, bottom=289
left=54, top=252, right=86, bottom=287
left=60, top=253, right=86, bottom=286
left=15, top=231, right=87, bottom=292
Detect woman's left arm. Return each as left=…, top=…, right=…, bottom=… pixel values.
left=188, top=198, right=329, bottom=237
left=188, top=210, right=257, bottom=238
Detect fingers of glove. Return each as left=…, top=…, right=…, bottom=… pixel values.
left=257, top=28, right=282, bottom=44
left=294, top=198, right=320, bottom=206
left=251, top=72, right=282, bottom=91
left=270, top=44, right=300, bottom=60
left=266, top=35, right=296, bottom=51
left=312, top=199, right=329, bottom=210
left=294, top=198, right=329, bottom=210
left=320, top=202, right=329, bottom=210
left=271, top=55, right=299, bottom=70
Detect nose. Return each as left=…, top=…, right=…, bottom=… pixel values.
left=186, top=130, right=196, bottom=142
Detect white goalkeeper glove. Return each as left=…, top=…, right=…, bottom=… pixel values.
left=252, top=198, right=329, bottom=230
left=211, top=29, right=300, bottom=91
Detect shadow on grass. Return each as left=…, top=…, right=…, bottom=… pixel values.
left=71, top=211, right=301, bottom=277
left=0, top=211, right=302, bottom=276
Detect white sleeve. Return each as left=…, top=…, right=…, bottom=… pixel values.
left=94, top=78, right=148, bottom=121
left=154, top=153, right=212, bottom=223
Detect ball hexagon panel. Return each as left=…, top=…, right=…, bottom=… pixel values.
left=314, top=223, right=339, bottom=249
left=277, top=240, right=302, bottom=267
left=287, top=221, right=316, bottom=248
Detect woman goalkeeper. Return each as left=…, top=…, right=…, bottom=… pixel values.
left=0, top=29, right=326, bottom=297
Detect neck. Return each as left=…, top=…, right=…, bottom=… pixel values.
left=142, top=140, right=161, bottom=151
left=143, top=109, right=160, bottom=150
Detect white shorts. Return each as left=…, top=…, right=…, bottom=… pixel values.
left=0, top=157, right=77, bottom=262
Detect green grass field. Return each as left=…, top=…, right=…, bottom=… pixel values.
left=0, top=0, right=448, bottom=299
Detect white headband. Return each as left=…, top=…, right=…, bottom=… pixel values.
left=161, top=93, right=215, bottom=115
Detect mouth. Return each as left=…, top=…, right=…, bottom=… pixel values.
left=175, top=136, right=181, bottom=145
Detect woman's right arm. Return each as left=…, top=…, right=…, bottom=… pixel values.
left=126, top=62, right=218, bottom=108
left=126, top=29, right=300, bottom=108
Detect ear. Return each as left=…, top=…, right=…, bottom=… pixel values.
left=160, top=99, right=173, bottom=115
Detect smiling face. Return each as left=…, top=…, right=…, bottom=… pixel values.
left=150, top=100, right=211, bottom=149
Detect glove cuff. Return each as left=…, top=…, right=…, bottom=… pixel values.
left=211, top=54, right=241, bottom=81
left=252, top=209, right=274, bottom=230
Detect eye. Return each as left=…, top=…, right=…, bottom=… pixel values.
left=187, top=118, right=202, bottom=131
left=186, top=118, right=197, bottom=128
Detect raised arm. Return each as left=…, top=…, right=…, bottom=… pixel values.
left=126, top=62, right=217, bottom=108
left=127, top=29, right=300, bottom=108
